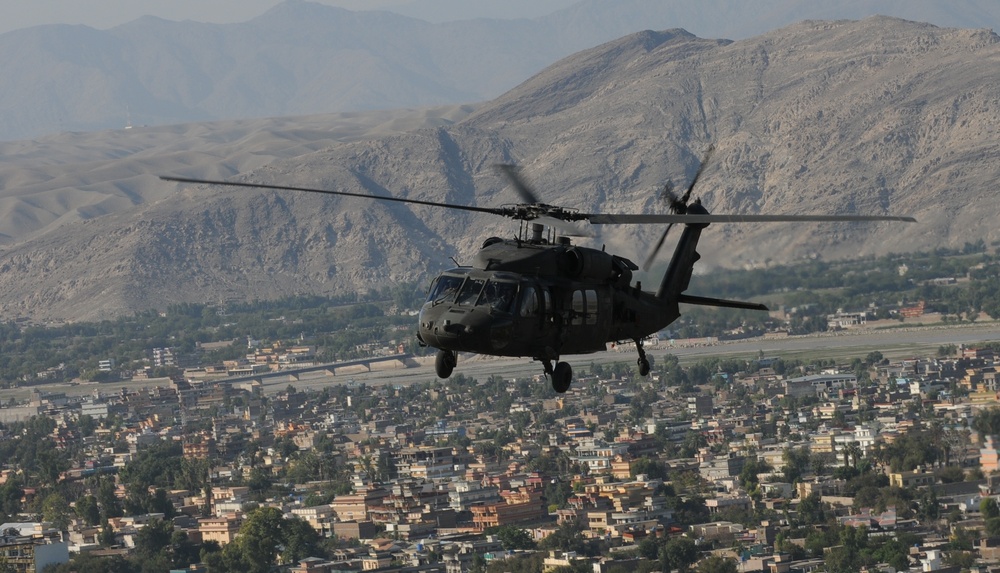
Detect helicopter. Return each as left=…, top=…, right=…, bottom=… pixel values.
left=161, top=149, right=915, bottom=393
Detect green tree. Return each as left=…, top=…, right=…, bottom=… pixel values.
left=148, top=488, right=177, bottom=518
left=124, top=482, right=153, bottom=516
left=133, top=518, right=174, bottom=559
left=216, top=507, right=320, bottom=573
left=99, top=520, right=117, bottom=547
left=41, top=492, right=72, bottom=531
left=661, top=537, right=698, bottom=573
left=631, top=457, right=667, bottom=480
left=0, top=475, right=22, bottom=519
left=695, top=555, right=737, bottom=573
left=986, top=517, right=1000, bottom=537
left=539, top=521, right=585, bottom=554
left=796, top=492, right=826, bottom=526
left=97, top=477, right=124, bottom=519
left=917, top=489, right=940, bottom=523
left=492, top=524, right=536, bottom=550
left=950, top=526, right=975, bottom=551
left=872, top=537, right=910, bottom=571
left=981, top=497, right=999, bottom=519
left=469, top=553, right=487, bottom=573
left=223, top=506, right=286, bottom=573
left=76, top=495, right=101, bottom=527
left=34, top=444, right=70, bottom=487
left=945, top=550, right=975, bottom=569
left=637, top=537, right=659, bottom=560
left=282, top=517, right=322, bottom=565
left=46, top=553, right=133, bottom=573
left=781, top=446, right=811, bottom=483
left=974, top=406, right=1000, bottom=436
left=739, top=457, right=772, bottom=489
left=935, top=465, right=965, bottom=484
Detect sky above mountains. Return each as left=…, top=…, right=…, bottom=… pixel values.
left=1, top=0, right=580, bottom=35
left=5, top=1, right=992, bottom=41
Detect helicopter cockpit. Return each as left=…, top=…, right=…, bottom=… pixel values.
left=425, top=270, right=520, bottom=314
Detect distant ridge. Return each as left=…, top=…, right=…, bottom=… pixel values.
left=0, top=18, right=998, bottom=322
left=6, top=0, right=1000, bottom=141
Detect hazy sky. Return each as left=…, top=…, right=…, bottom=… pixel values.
left=0, top=0, right=580, bottom=35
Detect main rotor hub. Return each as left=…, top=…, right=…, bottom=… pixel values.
left=501, top=203, right=584, bottom=222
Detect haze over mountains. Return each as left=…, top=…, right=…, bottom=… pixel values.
left=1, top=16, right=999, bottom=321
left=5, top=0, right=1000, bottom=142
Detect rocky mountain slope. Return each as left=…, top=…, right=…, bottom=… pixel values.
left=2, top=17, right=999, bottom=322
left=6, top=0, right=1000, bottom=141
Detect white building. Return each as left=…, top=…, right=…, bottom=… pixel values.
left=570, top=439, right=630, bottom=473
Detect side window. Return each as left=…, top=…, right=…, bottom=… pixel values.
left=481, top=281, right=518, bottom=313
left=571, top=291, right=585, bottom=325
left=585, top=290, right=598, bottom=325
left=519, top=286, right=539, bottom=317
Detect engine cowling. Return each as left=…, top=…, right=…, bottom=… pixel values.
left=563, top=247, right=615, bottom=280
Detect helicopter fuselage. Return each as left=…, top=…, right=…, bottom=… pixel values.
left=416, top=238, right=679, bottom=360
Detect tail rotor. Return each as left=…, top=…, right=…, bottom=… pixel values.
left=642, top=145, right=714, bottom=271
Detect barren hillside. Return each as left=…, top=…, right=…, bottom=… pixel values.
left=1, top=18, right=998, bottom=321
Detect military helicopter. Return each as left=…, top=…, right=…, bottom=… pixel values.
left=161, top=149, right=914, bottom=393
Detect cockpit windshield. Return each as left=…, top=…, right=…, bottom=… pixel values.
left=479, top=280, right=518, bottom=313
left=427, top=275, right=464, bottom=304
left=456, top=278, right=485, bottom=306
left=426, top=274, right=518, bottom=312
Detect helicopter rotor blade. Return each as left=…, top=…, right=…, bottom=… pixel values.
left=642, top=223, right=675, bottom=272
left=587, top=213, right=917, bottom=224
left=159, top=175, right=510, bottom=217
left=660, top=181, right=678, bottom=204
left=680, top=144, right=714, bottom=206
left=494, top=164, right=542, bottom=205
left=160, top=176, right=917, bottom=233
left=534, top=216, right=595, bottom=238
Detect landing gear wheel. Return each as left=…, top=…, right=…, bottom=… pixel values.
left=552, top=361, right=573, bottom=393
left=634, top=338, right=650, bottom=377
left=638, top=357, right=650, bottom=377
left=435, top=350, right=456, bottom=378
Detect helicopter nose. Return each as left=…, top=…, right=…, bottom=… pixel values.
left=418, top=306, right=504, bottom=352
left=442, top=320, right=474, bottom=335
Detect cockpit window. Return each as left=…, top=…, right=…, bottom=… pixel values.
left=456, top=278, right=486, bottom=306
left=427, top=275, right=464, bottom=304
left=480, top=281, right=518, bottom=313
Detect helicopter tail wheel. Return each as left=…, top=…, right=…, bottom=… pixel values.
left=435, top=350, right=456, bottom=378
left=552, top=361, right=573, bottom=393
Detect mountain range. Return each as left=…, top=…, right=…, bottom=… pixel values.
left=5, top=0, right=1000, bottom=142
left=1, top=16, right=998, bottom=322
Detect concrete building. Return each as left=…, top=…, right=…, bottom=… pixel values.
left=448, top=481, right=500, bottom=511
left=570, top=439, right=630, bottom=474
left=198, top=513, right=243, bottom=546
left=470, top=488, right=546, bottom=532
left=290, top=505, right=336, bottom=538
left=0, top=526, right=69, bottom=573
